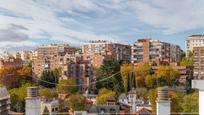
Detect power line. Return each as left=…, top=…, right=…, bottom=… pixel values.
left=30, top=71, right=121, bottom=87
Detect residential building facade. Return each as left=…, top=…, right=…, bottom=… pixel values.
left=37, top=44, right=76, bottom=58
left=131, top=39, right=182, bottom=65
left=16, top=51, right=33, bottom=61
left=186, top=35, right=204, bottom=52
left=0, top=56, right=23, bottom=69
left=193, top=47, right=204, bottom=79
left=81, top=40, right=131, bottom=67
left=33, top=44, right=92, bottom=91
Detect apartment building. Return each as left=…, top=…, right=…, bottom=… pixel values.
left=0, top=56, right=23, bottom=69
left=33, top=54, right=92, bottom=91
left=193, top=47, right=204, bottom=79
left=0, top=86, right=10, bottom=115
left=33, top=55, right=61, bottom=78
left=33, top=44, right=77, bottom=76
left=16, top=51, right=33, bottom=62
left=131, top=39, right=182, bottom=65
left=33, top=44, right=92, bottom=91
left=186, top=35, right=204, bottom=52
left=81, top=40, right=131, bottom=67
left=37, top=44, right=76, bottom=58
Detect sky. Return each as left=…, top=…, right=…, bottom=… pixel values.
left=0, top=0, right=204, bottom=52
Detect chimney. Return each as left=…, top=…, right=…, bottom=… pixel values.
left=25, top=87, right=41, bottom=115
left=27, top=87, right=39, bottom=98
left=156, top=86, right=171, bottom=115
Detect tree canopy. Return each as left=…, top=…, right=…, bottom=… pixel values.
left=39, top=68, right=60, bottom=88
left=57, top=78, right=77, bottom=94
left=0, top=65, right=32, bottom=88
left=96, top=88, right=116, bottom=105
left=9, top=83, right=32, bottom=112
left=69, top=94, right=85, bottom=112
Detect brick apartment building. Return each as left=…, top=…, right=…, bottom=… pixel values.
left=193, top=47, right=204, bottom=79
left=37, top=44, right=76, bottom=58
left=33, top=44, right=77, bottom=77
left=32, top=44, right=92, bottom=91
left=81, top=40, right=131, bottom=67
left=0, top=56, right=23, bottom=69
left=131, top=39, right=182, bottom=65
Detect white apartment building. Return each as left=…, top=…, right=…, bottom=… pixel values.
left=186, top=35, right=204, bottom=52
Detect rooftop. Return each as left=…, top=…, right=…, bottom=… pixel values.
left=188, top=35, right=204, bottom=39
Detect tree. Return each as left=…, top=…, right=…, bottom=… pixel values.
left=145, top=74, right=157, bottom=88
left=169, top=91, right=183, bottom=112
left=96, top=88, right=116, bottom=105
left=134, top=63, right=152, bottom=87
left=120, top=64, right=134, bottom=94
left=148, top=89, right=157, bottom=113
left=69, top=94, right=85, bottom=112
left=17, top=65, right=32, bottom=84
left=100, top=57, right=120, bottom=77
left=39, top=69, right=60, bottom=88
left=135, top=63, right=152, bottom=77
left=96, top=57, right=123, bottom=94
left=180, top=51, right=193, bottom=67
left=0, top=66, right=21, bottom=88
left=156, top=66, right=179, bottom=86
left=135, top=76, right=145, bottom=87
left=9, top=83, right=32, bottom=112
left=39, top=88, right=58, bottom=98
left=182, top=91, right=198, bottom=113
left=184, top=72, right=193, bottom=94
left=57, top=79, right=77, bottom=94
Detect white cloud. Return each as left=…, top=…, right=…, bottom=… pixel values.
left=132, top=0, right=204, bottom=34
left=0, top=0, right=204, bottom=52
left=0, top=0, right=116, bottom=52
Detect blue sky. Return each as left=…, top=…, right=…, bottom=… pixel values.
left=0, top=0, right=204, bottom=52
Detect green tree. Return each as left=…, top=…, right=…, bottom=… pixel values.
left=39, top=69, right=60, bottom=88
left=181, top=51, right=193, bottom=67
left=182, top=91, right=198, bottom=113
left=96, top=88, right=116, bottom=105
left=57, top=79, right=77, bottom=94
left=69, top=94, right=85, bottom=112
left=184, top=74, right=193, bottom=94
left=9, top=83, right=32, bottom=112
left=96, top=57, right=123, bottom=94
left=39, top=88, right=58, bottom=98
left=100, top=57, right=120, bottom=77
